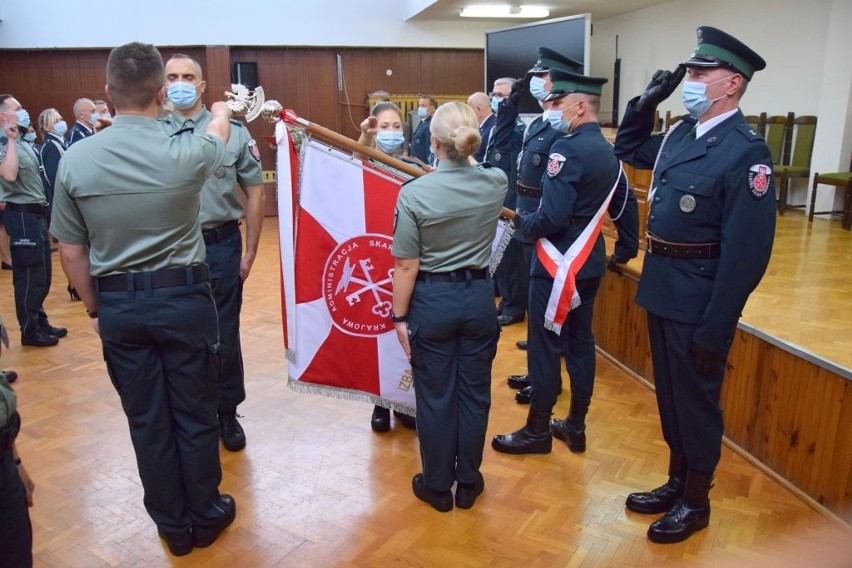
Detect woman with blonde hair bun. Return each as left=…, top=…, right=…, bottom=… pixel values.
left=390, top=101, right=508, bottom=512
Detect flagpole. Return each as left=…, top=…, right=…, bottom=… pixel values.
left=279, top=109, right=515, bottom=220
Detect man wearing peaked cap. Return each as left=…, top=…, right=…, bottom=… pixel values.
left=493, top=65, right=638, bottom=458
left=498, top=46, right=590, bottom=400
left=614, top=26, right=775, bottom=544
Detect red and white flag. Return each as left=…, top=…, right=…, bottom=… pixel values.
left=278, top=137, right=415, bottom=413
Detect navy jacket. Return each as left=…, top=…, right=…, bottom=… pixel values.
left=409, top=115, right=432, bottom=164
left=519, top=122, right=637, bottom=281
left=614, top=97, right=775, bottom=353
left=486, top=99, right=525, bottom=209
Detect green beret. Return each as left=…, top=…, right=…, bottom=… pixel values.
left=683, top=26, right=766, bottom=81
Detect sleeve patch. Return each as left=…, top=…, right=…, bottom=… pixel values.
left=547, top=153, right=566, bottom=178
left=248, top=139, right=261, bottom=162
left=748, top=164, right=772, bottom=199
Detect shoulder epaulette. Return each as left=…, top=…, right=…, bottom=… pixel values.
left=170, top=126, right=195, bottom=137
left=735, top=122, right=765, bottom=142
left=230, top=119, right=245, bottom=128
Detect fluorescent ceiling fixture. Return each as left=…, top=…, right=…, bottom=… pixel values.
left=460, top=5, right=550, bottom=18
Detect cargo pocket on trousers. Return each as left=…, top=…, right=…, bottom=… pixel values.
left=10, top=237, right=41, bottom=268
left=204, top=338, right=223, bottom=395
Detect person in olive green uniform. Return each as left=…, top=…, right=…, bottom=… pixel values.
left=50, top=42, right=235, bottom=557
left=162, top=54, right=265, bottom=452
left=0, top=94, right=66, bottom=347
left=392, top=102, right=507, bottom=512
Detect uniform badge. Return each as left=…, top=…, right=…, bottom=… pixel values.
left=214, top=166, right=226, bottom=179
left=679, top=194, right=696, bottom=213
left=494, top=152, right=502, bottom=161
left=532, top=154, right=542, bottom=167
left=248, top=139, right=261, bottom=162
left=748, top=164, right=772, bottom=199
left=546, top=153, right=566, bottom=177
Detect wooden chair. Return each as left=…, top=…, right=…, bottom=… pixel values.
left=809, top=152, right=852, bottom=230
left=663, top=110, right=687, bottom=131
left=744, top=112, right=766, bottom=136
left=776, top=115, right=818, bottom=214
left=764, top=113, right=794, bottom=167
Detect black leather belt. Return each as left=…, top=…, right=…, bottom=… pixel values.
left=646, top=237, right=720, bottom=259
left=6, top=202, right=47, bottom=215
left=202, top=220, right=240, bottom=245
left=516, top=182, right=542, bottom=198
left=417, top=268, right=487, bottom=283
left=97, top=264, right=209, bottom=292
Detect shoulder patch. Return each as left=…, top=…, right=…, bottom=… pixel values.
left=547, top=153, right=567, bottom=178
left=736, top=123, right=765, bottom=142
left=247, top=139, right=261, bottom=162
left=748, top=164, right=772, bottom=199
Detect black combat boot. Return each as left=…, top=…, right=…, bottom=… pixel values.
left=626, top=453, right=687, bottom=514
left=491, top=404, right=552, bottom=454
left=550, top=396, right=590, bottom=453
left=647, top=470, right=712, bottom=544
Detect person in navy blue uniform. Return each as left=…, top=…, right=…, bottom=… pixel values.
left=65, top=98, right=97, bottom=145
left=614, top=26, right=775, bottom=544
left=406, top=96, right=437, bottom=168
left=492, top=69, right=638, bottom=457
left=498, top=47, right=582, bottom=400
left=468, top=92, right=495, bottom=163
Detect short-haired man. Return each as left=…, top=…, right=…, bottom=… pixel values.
left=0, top=94, right=66, bottom=347
left=162, top=53, right=265, bottom=452
left=614, top=26, right=775, bottom=544
left=66, top=97, right=98, bottom=145
left=51, top=42, right=235, bottom=557
left=466, top=92, right=494, bottom=163
left=406, top=95, right=437, bottom=167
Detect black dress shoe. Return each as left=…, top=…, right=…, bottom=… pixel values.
left=412, top=474, right=453, bottom=512
left=158, top=528, right=193, bottom=556
left=516, top=340, right=528, bottom=350
left=1, top=370, right=17, bottom=383
left=515, top=385, right=532, bottom=404
left=497, top=313, right=524, bottom=326
left=394, top=410, right=416, bottom=430
left=507, top=374, right=530, bottom=389
left=42, top=325, right=68, bottom=338
left=219, top=412, right=246, bottom=451
left=371, top=405, right=390, bottom=432
left=21, top=331, right=58, bottom=347
left=193, top=494, right=236, bottom=548
left=455, top=478, right=484, bottom=509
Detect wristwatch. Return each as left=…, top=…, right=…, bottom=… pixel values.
left=390, top=313, right=407, bottom=323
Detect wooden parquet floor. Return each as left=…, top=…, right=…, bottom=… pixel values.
left=1, top=218, right=850, bottom=567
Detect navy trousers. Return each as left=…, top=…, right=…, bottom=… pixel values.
left=495, top=237, right=529, bottom=320
left=646, top=313, right=729, bottom=475
left=4, top=209, right=52, bottom=337
left=408, top=276, right=500, bottom=492
left=205, top=230, right=246, bottom=414
left=527, top=276, right=601, bottom=411
left=98, top=279, right=228, bottom=534
left=0, top=447, right=32, bottom=568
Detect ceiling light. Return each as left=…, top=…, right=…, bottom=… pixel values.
left=460, top=5, right=550, bottom=18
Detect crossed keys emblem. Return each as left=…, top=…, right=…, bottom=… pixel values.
left=334, top=258, right=394, bottom=318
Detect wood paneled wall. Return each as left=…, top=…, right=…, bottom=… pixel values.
left=593, top=264, right=852, bottom=523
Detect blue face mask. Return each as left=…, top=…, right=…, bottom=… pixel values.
left=167, top=82, right=200, bottom=110
left=100, top=112, right=112, bottom=120
left=546, top=102, right=579, bottom=133
left=89, top=112, right=101, bottom=126
left=417, top=106, right=427, bottom=118
left=681, top=76, right=729, bottom=117
left=490, top=96, right=504, bottom=113
left=16, top=109, right=31, bottom=128
left=529, top=76, right=549, bottom=101
left=53, top=121, right=68, bottom=137
left=376, top=131, right=404, bottom=154
left=23, top=132, right=36, bottom=143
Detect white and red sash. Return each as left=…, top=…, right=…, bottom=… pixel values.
left=535, top=164, right=623, bottom=334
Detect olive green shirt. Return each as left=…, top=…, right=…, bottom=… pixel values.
left=50, top=114, right=224, bottom=276
left=163, top=108, right=262, bottom=229
left=392, top=159, right=508, bottom=271
left=0, top=134, right=47, bottom=204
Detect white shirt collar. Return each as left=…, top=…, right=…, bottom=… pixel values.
left=695, top=108, right=738, bottom=138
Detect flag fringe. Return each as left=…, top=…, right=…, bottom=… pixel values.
left=489, top=220, right=515, bottom=277
left=287, top=378, right=415, bottom=416
left=544, top=319, right=563, bottom=335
